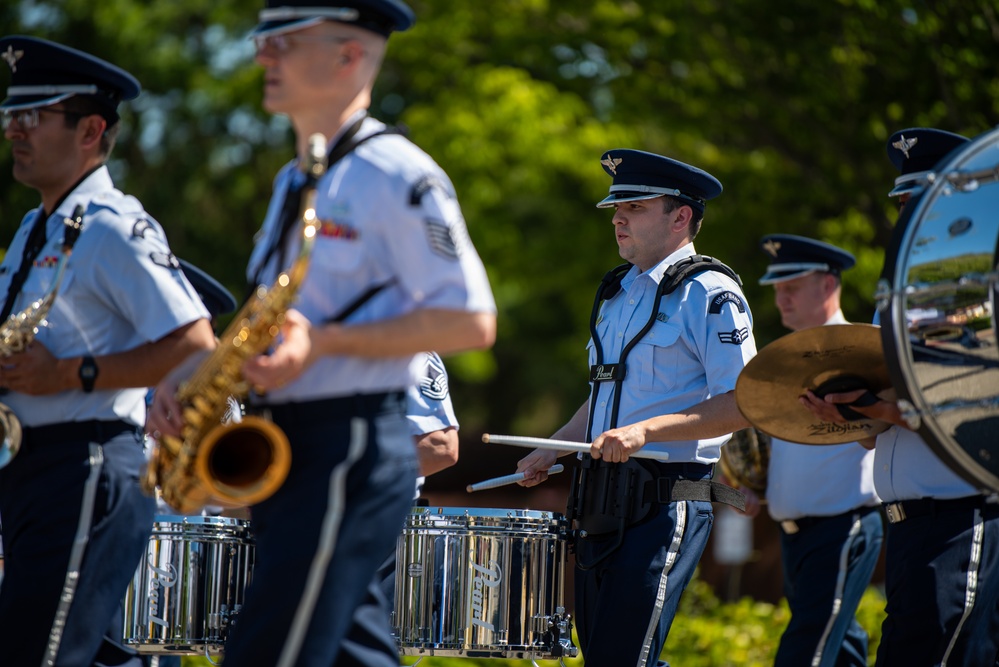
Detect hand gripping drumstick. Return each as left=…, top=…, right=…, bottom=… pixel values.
left=481, top=433, right=670, bottom=462
left=466, top=464, right=565, bottom=493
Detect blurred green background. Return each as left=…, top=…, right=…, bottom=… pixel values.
left=2, top=2, right=994, bottom=664
left=2, top=1, right=996, bottom=482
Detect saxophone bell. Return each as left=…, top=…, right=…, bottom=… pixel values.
left=144, top=133, right=329, bottom=513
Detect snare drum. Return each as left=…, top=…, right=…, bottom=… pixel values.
left=392, top=506, right=577, bottom=660
left=123, top=515, right=254, bottom=655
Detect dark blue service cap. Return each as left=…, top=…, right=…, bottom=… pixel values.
left=179, top=259, right=238, bottom=320
left=758, top=234, right=855, bottom=286
left=252, top=0, right=415, bottom=38
left=0, top=35, right=139, bottom=119
left=886, top=128, right=969, bottom=197
left=595, top=149, right=722, bottom=214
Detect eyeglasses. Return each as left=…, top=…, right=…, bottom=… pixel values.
left=1, top=107, right=81, bottom=131
left=252, top=33, right=351, bottom=55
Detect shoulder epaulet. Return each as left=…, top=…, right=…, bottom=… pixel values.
left=88, top=192, right=143, bottom=217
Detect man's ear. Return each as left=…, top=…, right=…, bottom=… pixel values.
left=670, top=204, right=694, bottom=233
left=78, top=114, right=107, bottom=150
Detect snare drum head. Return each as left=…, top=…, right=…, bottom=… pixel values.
left=881, top=125, right=999, bottom=491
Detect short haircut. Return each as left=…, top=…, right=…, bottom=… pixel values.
left=61, top=95, right=121, bottom=160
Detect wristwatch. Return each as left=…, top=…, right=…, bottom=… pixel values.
left=79, top=355, right=98, bottom=393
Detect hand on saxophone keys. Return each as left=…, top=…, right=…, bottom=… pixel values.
left=466, top=464, right=565, bottom=493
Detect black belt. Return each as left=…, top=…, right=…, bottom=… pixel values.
left=643, top=461, right=714, bottom=479
left=883, top=495, right=996, bottom=524
left=779, top=505, right=878, bottom=535
left=23, top=419, right=139, bottom=447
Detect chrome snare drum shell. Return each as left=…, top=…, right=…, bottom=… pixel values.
left=392, top=506, right=577, bottom=660
left=880, top=125, right=999, bottom=492
left=123, top=515, right=254, bottom=655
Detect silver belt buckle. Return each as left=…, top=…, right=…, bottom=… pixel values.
left=884, top=502, right=907, bottom=524
left=780, top=520, right=800, bottom=535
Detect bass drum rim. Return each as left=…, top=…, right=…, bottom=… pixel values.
left=879, top=124, right=999, bottom=492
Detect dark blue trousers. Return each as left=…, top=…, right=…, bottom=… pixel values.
left=775, top=507, right=883, bottom=667
left=221, top=392, right=417, bottom=667
left=877, top=500, right=999, bottom=667
left=575, top=499, right=714, bottom=667
left=0, top=423, right=154, bottom=667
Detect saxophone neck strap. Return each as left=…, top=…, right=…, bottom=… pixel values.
left=0, top=210, right=49, bottom=324
left=0, top=168, right=99, bottom=324
left=245, top=119, right=404, bottom=302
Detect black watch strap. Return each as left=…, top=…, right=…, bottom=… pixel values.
left=79, top=355, right=98, bottom=393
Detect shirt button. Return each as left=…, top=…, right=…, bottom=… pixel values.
left=883, top=465, right=889, bottom=471
left=629, top=299, right=635, bottom=304
left=618, top=332, right=623, bottom=338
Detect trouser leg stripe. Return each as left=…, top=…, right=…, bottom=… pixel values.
left=277, top=418, right=368, bottom=667
left=42, top=443, right=103, bottom=667
left=811, top=512, right=862, bottom=667
left=637, top=500, right=687, bottom=667
left=940, top=509, right=984, bottom=667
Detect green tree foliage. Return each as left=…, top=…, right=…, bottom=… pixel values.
left=0, top=0, right=996, bottom=453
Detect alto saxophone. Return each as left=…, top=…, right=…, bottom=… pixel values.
left=0, top=205, right=85, bottom=468
left=143, top=134, right=329, bottom=514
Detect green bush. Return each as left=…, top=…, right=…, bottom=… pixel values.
left=179, top=574, right=886, bottom=666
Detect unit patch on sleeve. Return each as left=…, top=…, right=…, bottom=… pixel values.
left=718, top=327, right=750, bottom=345
left=708, top=291, right=746, bottom=314
left=409, top=174, right=455, bottom=206
left=132, top=218, right=156, bottom=240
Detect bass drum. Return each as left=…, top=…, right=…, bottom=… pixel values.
left=879, top=124, right=999, bottom=492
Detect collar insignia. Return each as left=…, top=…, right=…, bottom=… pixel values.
left=762, top=239, right=781, bottom=257
left=601, top=156, right=623, bottom=175
left=2, top=45, right=24, bottom=72
left=892, top=135, right=918, bottom=159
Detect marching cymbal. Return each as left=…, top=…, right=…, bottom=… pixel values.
left=736, top=324, right=892, bottom=445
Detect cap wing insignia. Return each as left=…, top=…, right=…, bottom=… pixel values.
left=892, top=134, right=918, bottom=159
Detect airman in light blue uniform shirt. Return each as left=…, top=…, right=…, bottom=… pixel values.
left=519, top=149, right=755, bottom=667
left=146, top=3, right=497, bottom=666
left=754, top=234, right=882, bottom=667
left=0, top=35, right=215, bottom=667
left=802, top=127, right=999, bottom=666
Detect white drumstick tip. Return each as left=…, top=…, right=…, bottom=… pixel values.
left=466, top=464, right=565, bottom=493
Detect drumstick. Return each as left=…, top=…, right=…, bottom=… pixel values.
left=466, top=464, right=565, bottom=493
left=482, top=433, right=670, bottom=462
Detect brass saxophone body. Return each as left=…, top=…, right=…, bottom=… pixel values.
left=144, top=134, right=328, bottom=514
left=0, top=205, right=85, bottom=468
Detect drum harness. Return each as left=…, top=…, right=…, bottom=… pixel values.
left=569, top=255, right=746, bottom=569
